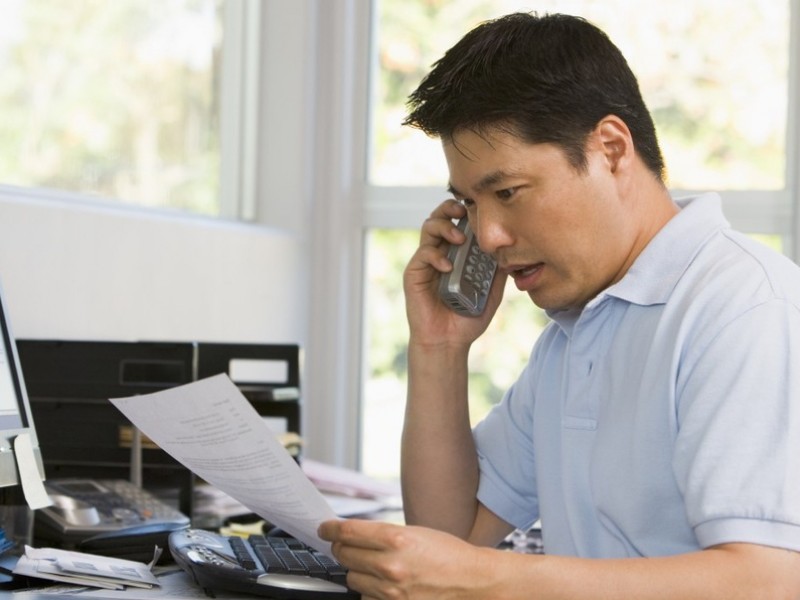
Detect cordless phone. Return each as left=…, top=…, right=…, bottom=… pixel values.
left=437, top=217, right=497, bottom=316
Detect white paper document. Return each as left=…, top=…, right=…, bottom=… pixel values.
left=11, top=568, right=243, bottom=599
left=14, top=546, right=160, bottom=590
left=109, top=374, right=338, bottom=556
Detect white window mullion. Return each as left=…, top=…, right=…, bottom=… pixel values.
left=304, top=0, right=372, bottom=469
left=788, top=0, right=800, bottom=260
left=219, top=0, right=261, bottom=221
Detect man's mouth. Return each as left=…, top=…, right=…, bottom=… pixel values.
left=507, top=263, right=544, bottom=290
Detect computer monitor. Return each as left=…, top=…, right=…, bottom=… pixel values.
left=0, top=283, right=44, bottom=489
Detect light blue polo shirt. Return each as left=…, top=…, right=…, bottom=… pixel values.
left=474, top=193, right=800, bottom=557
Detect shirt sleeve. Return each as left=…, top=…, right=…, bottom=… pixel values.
left=672, top=297, right=800, bottom=551
left=473, top=348, right=541, bottom=532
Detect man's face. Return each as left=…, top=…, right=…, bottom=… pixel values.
left=444, top=127, right=637, bottom=312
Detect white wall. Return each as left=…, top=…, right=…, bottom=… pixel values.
left=0, top=188, right=304, bottom=345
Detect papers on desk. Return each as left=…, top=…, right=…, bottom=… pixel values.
left=193, top=483, right=396, bottom=524
left=109, top=374, right=338, bottom=557
left=13, top=546, right=160, bottom=590
left=11, top=568, right=245, bottom=599
left=302, top=458, right=402, bottom=507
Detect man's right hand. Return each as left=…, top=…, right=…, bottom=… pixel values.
left=403, top=199, right=505, bottom=349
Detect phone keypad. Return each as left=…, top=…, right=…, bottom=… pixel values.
left=47, top=478, right=188, bottom=524
left=464, top=245, right=494, bottom=295
left=438, top=217, right=497, bottom=316
left=103, top=480, right=186, bottom=520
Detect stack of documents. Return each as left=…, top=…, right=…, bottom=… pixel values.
left=13, top=546, right=161, bottom=590
left=302, top=459, right=402, bottom=502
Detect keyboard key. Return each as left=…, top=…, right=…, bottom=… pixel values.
left=235, top=533, right=351, bottom=586
left=229, top=537, right=257, bottom=570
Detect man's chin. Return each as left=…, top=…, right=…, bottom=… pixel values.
left=527, top=290, right=583, bottom=313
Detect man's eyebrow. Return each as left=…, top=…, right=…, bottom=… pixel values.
left=476, top=170, right=510, bottom=191
left=447, top=170, right=511, bottom=198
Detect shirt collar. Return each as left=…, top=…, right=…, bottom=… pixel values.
left=547, top=193, right=730, bottom=327
left=603, top=192, right=730, bottom=306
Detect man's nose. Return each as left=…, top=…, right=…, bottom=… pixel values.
left=472, top=210, right=512, bottom=256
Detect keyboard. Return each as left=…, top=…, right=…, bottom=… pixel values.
left=169, top=529, right=360, bottom=599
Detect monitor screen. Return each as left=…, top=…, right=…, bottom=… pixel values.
left=0, top=283, right=42, bottom=489
left=0, top=323, right=25, bottom=431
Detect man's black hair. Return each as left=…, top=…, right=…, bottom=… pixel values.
left=404, top=12, right=665, bottom=180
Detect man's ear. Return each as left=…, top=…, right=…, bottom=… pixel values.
left=593, top=115, right=634, bottom=175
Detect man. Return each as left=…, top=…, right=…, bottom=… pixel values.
left=319, top=12, right=800, bottom=599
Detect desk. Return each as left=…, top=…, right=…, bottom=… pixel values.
left=6, top=520, right=543, bottom=600
left=3, top=506, right=404, bottom=599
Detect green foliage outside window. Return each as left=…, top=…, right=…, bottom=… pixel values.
left=0, top=0, right=222, bottom=214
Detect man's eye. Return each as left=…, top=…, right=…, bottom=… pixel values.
left=496, top=187, right=515, bottom=200
left=461, top=198, right=475, bottom=208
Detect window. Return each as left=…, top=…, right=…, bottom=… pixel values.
left=0, top=0, right=224, bottom=215
left=370, top=0, right=789, bottom=191
left=361, top=0, right=797, bottom=480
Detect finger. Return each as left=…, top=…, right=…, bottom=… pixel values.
left=406, top=244, right=454, bottom=277
left=419, top=200, right=467, bottom=248
left=419, top=216, right=465, bottom=250
left=318, top=518, right=347, bottom=542
left=340, top=520, right=394, bottom=550
left=345, top=570, right=397, bottom=600
left=320, top=519, right=388, bottom=551
left=429, top=197, right=465, bottom=221
left=335, top=545, right=412, bottom=598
